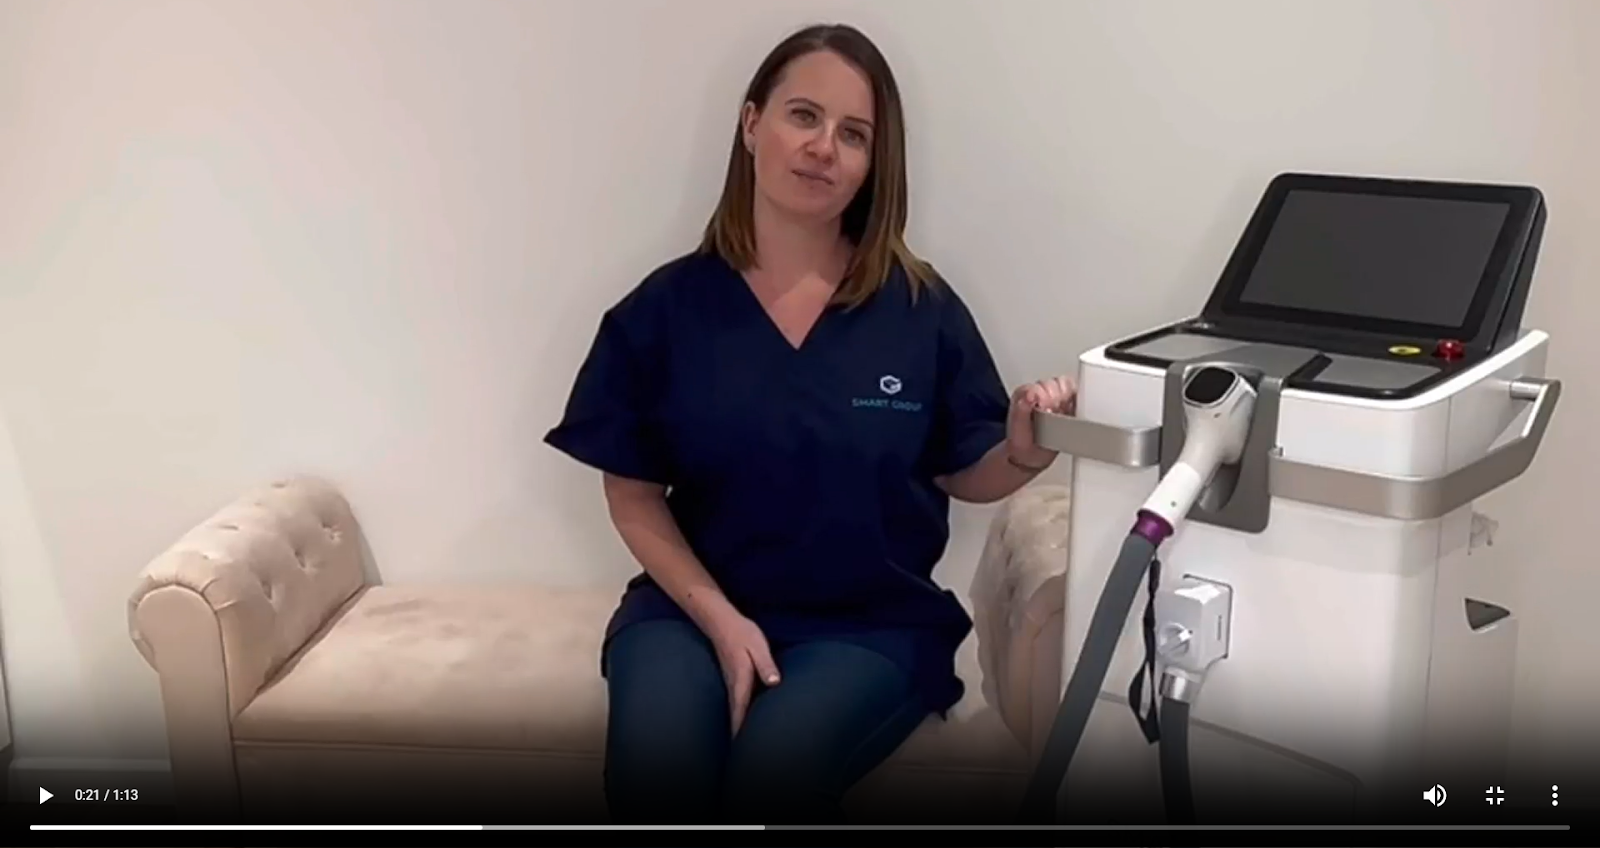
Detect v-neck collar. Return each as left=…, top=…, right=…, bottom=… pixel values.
left=716, top=253, right=839, bottom=354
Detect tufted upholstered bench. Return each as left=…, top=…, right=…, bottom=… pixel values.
left=128, top=476, right=1072, bottom=823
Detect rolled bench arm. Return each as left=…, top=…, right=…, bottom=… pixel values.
left=969, top=484, right=1071, bottom=758
left=126, top=476, right=366, bottom=814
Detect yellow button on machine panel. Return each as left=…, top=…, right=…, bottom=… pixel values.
left=1388, top=345, right=1422, bottom=356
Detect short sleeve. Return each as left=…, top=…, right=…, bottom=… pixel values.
left=927, top=285, right=1010, bottom=477
left=543, top=302, right=672, bottom=485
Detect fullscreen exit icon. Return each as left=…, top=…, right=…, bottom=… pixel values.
left=1485, top=785, right=1505, bottom=805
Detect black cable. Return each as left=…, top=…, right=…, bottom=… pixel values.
left=1159, top=695, right=1196, bottom=825
left=1017, top=531, right=1160, bottom=822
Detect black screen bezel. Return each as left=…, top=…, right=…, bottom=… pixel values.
left=1200, top=173, right=1542, bottom=345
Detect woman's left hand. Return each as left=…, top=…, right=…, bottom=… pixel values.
left=1005, top=376, right=1077, bottom=470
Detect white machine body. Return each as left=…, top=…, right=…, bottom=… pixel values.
left=1057, top=328, right=1544, bottom=821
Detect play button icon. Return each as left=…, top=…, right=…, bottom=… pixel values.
left=39, top=787, right=53, bottom=803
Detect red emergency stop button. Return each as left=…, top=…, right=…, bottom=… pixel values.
left=1434, top=339, right=1465, bottom=361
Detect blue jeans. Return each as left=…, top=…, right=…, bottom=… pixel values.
left=602, top=618, right=931, bottom=823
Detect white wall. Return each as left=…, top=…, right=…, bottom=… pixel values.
left=1, top=0, right=1595, bottom=799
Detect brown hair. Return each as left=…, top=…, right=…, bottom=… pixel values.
left=699, top=23, right=936, bottom=308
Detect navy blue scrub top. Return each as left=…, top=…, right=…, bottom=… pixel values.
left=543, top=250, right=1010, bottom=715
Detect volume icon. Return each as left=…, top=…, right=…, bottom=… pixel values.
left=1423, top=784, right=1448, bottom=807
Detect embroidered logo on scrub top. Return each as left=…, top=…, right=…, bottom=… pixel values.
left=852, top=374, right=922, bottom=412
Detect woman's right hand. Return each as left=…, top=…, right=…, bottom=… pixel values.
left=599, top=473, right=781, bottom=733
left=705, top=610, right=781, bottom=735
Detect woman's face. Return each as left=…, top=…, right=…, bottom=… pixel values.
left=742, top=49, right=876, bottom=225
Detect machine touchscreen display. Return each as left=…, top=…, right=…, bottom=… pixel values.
left=1235, top=190, right=1509, bottom=330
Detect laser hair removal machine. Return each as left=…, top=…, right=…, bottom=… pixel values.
left=1020, top=173, right=1561, bottom=824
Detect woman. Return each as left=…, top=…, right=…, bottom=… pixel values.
left=544, top=22, right=1076, bottom=823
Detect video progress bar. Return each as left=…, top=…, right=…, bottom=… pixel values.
left=768, top=824, right=1571, bottom=831
left=31, top=819, right=483, bottom=825
left=29, top=819, right=761, bottom=825
left=30, top=824, right=1571, bottom=832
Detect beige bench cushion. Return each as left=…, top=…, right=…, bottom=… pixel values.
left=235, top=583, right=1028, bottom=773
